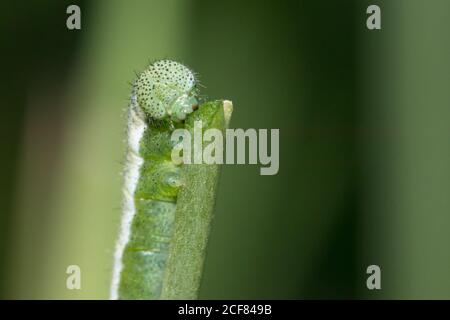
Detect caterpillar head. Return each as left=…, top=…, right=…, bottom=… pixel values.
left=135, top=60, right=198, bottom=122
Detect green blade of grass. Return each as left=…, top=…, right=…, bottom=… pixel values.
left=160, top=100, right=232, bottom=299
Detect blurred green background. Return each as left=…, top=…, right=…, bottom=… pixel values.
left=1, top=0, right=450, bottom=299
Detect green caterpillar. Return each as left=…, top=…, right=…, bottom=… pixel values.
left=111, top=60, right=231, bottom=299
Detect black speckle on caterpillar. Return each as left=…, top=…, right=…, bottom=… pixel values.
left=135, top=59, right=198, bottom=122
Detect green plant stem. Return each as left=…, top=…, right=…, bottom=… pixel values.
left=160, top=100, right=232, bottom=299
